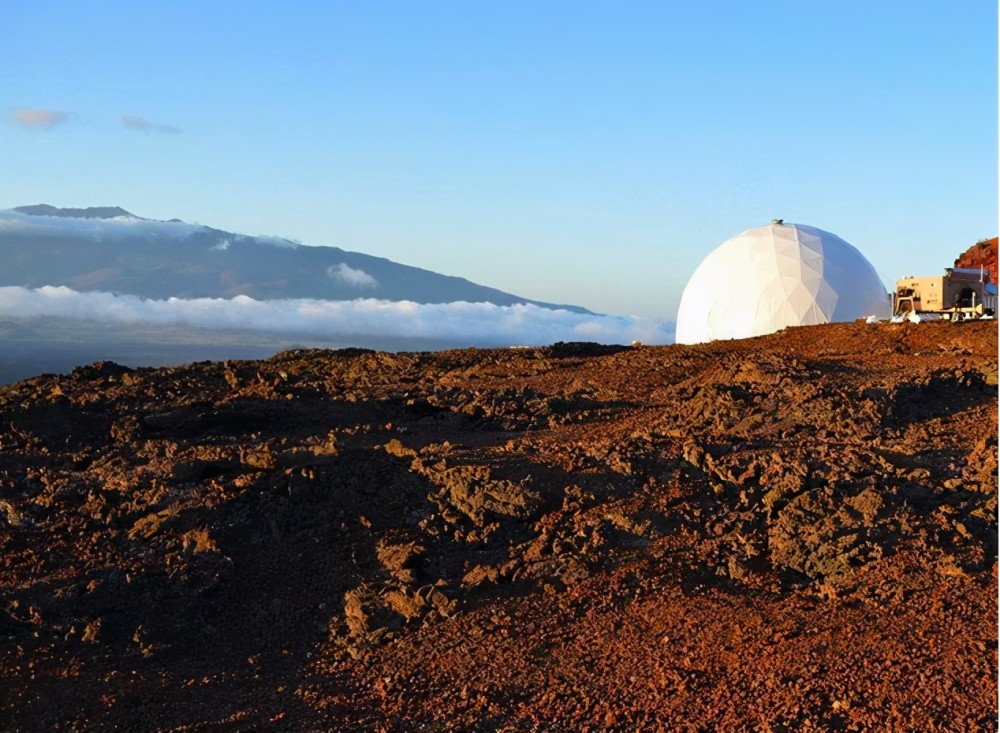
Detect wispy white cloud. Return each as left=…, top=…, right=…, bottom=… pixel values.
left=122, top=115, right=182, bottom=134
left=328, top=263, right=379, bottom=289
left=0, top=286, right=675, bottom=346
left=7, top=107, right=71, bottom=129
left=254, top=235, right=298, bottom=249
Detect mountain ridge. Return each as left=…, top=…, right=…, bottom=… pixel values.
left=14, top=204, right=139, bottom=220
left=0, top=205, right=593, bottom=313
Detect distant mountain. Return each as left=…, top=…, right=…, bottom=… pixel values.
left=13, top=204, right=137, bottom=220
left=0, top=205, right=591, bottom=313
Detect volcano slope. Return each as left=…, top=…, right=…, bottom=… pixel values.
left=0, top=321, right=996, bottom=731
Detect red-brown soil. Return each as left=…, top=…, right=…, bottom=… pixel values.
left=955, top=237, right=998, bottom=284
left=0, top=321, right=996, bottom=731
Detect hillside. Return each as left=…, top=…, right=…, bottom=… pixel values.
left=0, top=320, right=996, bottom=730
left=0, top=206, right=589, bottom=312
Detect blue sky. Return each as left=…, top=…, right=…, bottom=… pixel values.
left=1, top=0, right=995, bottom=319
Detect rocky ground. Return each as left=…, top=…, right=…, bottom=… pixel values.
left=955, top=237, right=998, bottom=284
left=0, top=320, right=996, bottom=731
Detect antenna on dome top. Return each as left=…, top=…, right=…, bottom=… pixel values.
left=771, top=218, right=784, bottom=225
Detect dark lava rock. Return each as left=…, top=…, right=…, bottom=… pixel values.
left=0, top=321, right=995, bottom=731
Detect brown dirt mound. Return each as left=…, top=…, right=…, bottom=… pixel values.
left=0, top=321, right=996, bottom=731
left=955, top=236, right=998, bottom=283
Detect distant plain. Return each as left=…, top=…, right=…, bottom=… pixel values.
left=0, top=316, right=466, bottom=386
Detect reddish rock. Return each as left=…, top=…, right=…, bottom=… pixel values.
left=955, top=236, right=998, bottom=283
left=0, top=321, right=995, bottom=730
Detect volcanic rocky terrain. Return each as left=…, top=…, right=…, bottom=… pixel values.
left=955, top=237, right=998, bottom=284
left=0, top=321, right=996, bottom=731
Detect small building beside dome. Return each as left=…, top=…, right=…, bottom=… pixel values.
left=675, top=220, right=889, bottom=344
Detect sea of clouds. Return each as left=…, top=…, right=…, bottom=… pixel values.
left=0, top=286, right=674, bottom=346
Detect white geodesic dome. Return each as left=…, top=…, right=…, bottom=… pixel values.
left=675, top=221, right=889, bottom=344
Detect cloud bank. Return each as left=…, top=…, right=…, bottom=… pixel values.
left=7, top=108, right=70, bottom=129
left=122, top=115, right=182, bottom=134
left=0, top=286, right=674, bottom=346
